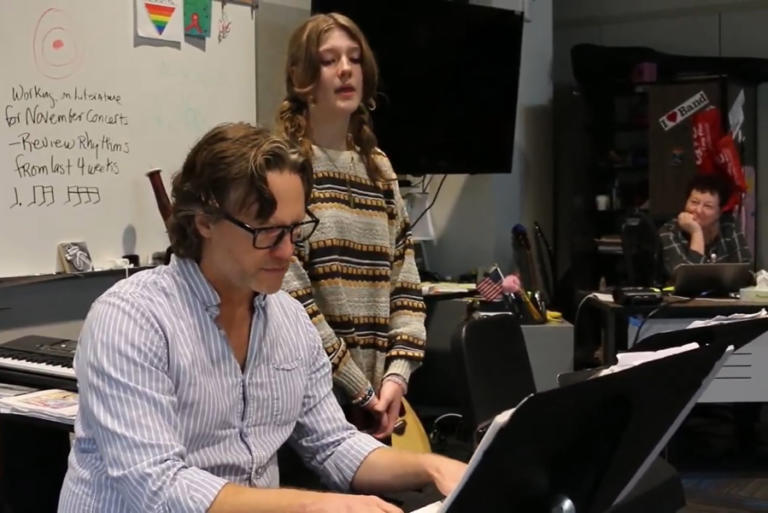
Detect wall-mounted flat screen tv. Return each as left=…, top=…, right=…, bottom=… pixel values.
left=311, top=0, right=524, bottom=175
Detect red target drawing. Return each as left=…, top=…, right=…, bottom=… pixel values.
left=33, top=8, right=83, bottom=79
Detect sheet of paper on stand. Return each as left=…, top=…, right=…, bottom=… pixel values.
left=592, top=343, right=700, bottom=378
left=411, top=502, right=442, bottom=513
left=411, top=502, right=443, bottom=513
left=687, top=308, right=768, bottom=328
left=0, top=388, right=77, bottom=424
left=411, top=408, right=516, bottom=513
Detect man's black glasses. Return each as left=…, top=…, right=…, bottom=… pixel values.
left=222, top=210, right=319, bottom=249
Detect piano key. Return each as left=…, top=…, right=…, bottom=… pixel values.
left=0, top=356, right=75, bottom=379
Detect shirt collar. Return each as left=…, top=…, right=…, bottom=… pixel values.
left=172, top=255, right=266, bottom=313
left=173, top=256, right=220, bottom=312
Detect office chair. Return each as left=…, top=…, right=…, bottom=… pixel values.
left=450, top=313, right=535, bottom=441
left=620, top=209, right=661, bottom=287
left=450, top=313, right=685, bottom=513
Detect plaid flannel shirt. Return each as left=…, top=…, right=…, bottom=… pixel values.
left=658, top=213, right=752, bottom=279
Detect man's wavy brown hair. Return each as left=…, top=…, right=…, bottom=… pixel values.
left=167, top=122, right=312, bottom=261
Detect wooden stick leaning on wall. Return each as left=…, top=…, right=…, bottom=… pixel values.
left=146, top=169, right=174, bottom=265
left=146, top=169, right=172, bottom=227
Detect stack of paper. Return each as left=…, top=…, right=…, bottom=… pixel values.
left=0, top=383, right=36, bottom=399
left=0, top=388, right=77, bottom=424
left=421, top=282, right=476, bottom=295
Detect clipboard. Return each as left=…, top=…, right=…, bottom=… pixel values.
left=419, top=343, right=732, bottom=513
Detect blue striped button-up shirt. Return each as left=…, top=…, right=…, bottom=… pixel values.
left=58, top=256, right=382, bottom=513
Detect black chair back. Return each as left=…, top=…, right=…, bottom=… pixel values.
left=450, top=314, right=536, bottom=434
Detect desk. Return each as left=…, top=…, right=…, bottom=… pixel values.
left=521, top=321, right=575, bottom=391
left=583, top=294, right=768, bottom=364
left=582, top=294, right=768, bottom=402
left=630, top=317, right=768, bottom=403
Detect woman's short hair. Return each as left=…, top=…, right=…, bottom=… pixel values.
left=167, top=122, right=312, bottom=261
left=686, top=172, right=733, bottom=208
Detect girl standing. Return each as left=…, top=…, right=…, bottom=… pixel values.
left=277, top=13, right=426, bottom=439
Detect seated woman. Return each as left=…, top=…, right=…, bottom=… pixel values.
left=658, top=172, right=751, bottom=279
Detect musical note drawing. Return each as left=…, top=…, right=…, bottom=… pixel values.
left=27, top=185, right=55, bottom=206
left=9, top=187, right=22, bottom=209
left=65, top=185, right=101, bottom=206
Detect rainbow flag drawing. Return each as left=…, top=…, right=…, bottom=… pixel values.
left=144, top=2, right=176, bottom=35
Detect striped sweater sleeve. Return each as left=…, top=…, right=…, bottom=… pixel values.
left=382, top=165, right=427, bottom=384
left=282, top=251, right=373, bottom=403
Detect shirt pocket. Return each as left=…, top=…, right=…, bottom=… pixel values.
left=269, top=358, right=306, bottom=425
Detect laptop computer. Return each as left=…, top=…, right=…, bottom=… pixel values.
left=413, top=343, right=732, bottom=513
left=673, top=262, right=753, bottom=297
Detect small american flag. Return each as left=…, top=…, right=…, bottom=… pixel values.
left=477, top=266, right=504, bottom=301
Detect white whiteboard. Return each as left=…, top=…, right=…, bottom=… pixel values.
left=1, top=1, right=257, bottom=277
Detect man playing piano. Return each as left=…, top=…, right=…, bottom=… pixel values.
left=58, top=123, right=465, bottom=513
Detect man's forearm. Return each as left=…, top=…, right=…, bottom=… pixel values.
left=351, top=447, right=438, bottom=494
left=208, top=483, right=319, bottom=513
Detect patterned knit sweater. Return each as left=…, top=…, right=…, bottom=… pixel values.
left=281, top=146, right=426, bottom=403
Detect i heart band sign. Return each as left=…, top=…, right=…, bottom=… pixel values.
left=659, top=91, right=709, bottom=131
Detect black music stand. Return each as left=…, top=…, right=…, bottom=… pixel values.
left=627, top=317, right=768, bottom=353
left=434, top=343, right=732, bottom=513
left=559, top=317, right=768, bottom=386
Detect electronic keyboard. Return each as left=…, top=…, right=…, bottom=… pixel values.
left=0, top=335, right=77, bottom=391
